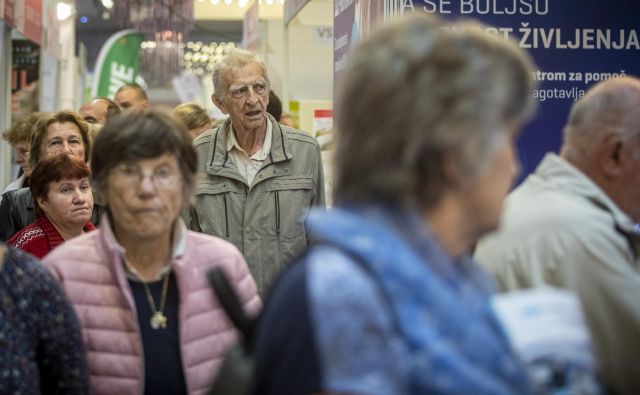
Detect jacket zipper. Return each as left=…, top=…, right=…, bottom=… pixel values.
left=223, top=193, right=229, bottom=237
left=275, top=190, right=281, bottom=237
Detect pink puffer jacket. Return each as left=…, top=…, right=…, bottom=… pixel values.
left=43, top=220, right=261, bottom=395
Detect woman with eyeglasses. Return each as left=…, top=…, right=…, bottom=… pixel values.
left=43, top=111, right=260, bottom=395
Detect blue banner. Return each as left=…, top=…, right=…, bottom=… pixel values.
left=336, top=0, right=640, bottom=179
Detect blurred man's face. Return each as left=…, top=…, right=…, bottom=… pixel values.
left=115, top=87, right=148, bottom=111
left=612, top=130, right=640, bottom=223
left=13, top=140, right=31, bottom=176
left=79, top=99, right=109, bottom=124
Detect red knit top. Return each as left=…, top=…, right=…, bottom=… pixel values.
left=8, top=215, right=96, bottom=259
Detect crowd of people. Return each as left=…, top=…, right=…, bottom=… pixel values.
left=0, top=12, right=638, bottom=395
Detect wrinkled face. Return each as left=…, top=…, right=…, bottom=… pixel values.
left=213, top=63, right=269, bottom=132
left=106, top=153, right=184, bottom=243
left=115, top=87, right=147, bottom=111
left=42, top=122, right=86, bottom=163
left=13, top=140, right=31, bottom=176
left=79, top=99, right=109, bottom=125
left=463, top=132, right=520, bottom=238
left=38, top=177, right=93, bottom=230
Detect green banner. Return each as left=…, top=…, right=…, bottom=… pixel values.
left=92, top=29, right=143, bottom=98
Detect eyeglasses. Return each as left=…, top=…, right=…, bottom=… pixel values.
left=228, top=80, right=269, bottom=100
left=111, top=163, right=181, bottom=189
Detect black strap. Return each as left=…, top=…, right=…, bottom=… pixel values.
left=207, top=268, right=255, bottom=342
left=208, top=240, right=402, bottom=349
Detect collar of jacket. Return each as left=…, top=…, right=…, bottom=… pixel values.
left=96, top=212, right=189, bottom=311
left=537, top=153, right=638, bottom=235
left=205, top=113, right=292, bottom=176
left=536, top=153, right=640, bottom=257
left=15, top=187, right=35, bottom=210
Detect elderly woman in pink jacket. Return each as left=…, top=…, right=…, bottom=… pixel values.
left=43, top=111, right=261, bottom=395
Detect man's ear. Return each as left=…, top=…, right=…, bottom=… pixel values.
left=599, top=133, right=625, bottom=178
left=212, top=94, right=229, bottom=115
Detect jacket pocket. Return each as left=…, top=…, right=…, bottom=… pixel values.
left=192, top=180, right=244, bottom=239
left=265, top=177, right=315, bottom=239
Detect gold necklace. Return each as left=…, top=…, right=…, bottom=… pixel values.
left=143, top=271, right=170, bottom=330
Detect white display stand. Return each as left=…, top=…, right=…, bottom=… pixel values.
left=0, top=21, right=12, bottom=190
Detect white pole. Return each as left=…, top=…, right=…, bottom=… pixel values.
left=0, top=22, right=13, bottom=191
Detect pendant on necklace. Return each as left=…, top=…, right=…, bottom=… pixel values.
left=150, top=311, right=168, bottom=329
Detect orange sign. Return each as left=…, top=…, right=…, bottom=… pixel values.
left=22, top=0, right=42, bottom=45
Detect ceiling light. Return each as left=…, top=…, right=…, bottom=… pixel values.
left=101, top=0, right=114, bottom=9
left=56, top=2, right=73, bottom=21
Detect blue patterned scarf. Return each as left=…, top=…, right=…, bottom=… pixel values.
left=306, top=205, right=532, bottom=395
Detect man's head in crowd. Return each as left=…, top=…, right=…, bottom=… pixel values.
left=79, top=97, right=121, bottom=125
left=114, top=83, right=149, bottom=111
left=211, top=49, right=270, bottom=132
left=560, top=77, right=640, bottom=222
left=2, top=112, right=47, bottom=178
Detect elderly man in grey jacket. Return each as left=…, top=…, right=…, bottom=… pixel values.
left=190, top=49, right=325, bottom=296
left=475, top=77, right=640, bottom=395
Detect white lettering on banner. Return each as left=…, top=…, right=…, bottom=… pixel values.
left=533, top=87, right=585, bottom=102
left=443, top=25, right=514, bottom=40
left=530, top=69, right=629, bottom=102
left=403, top=0, right=416, bottom=12
left=423, top=0, right=452, bottom=14
left=334, top=0, right=354, bottom=16
left=334, top=55, right=348, bottom=72
left=519, top=25, right=640, bottom=50
left=459, top=0, right=548, bottom=15
left=335, top=33, right=348, bottom=51
left=532, top=70, right=566, bottom=82
left=440, top=23, right=639, bottom=51
left=108, top=62, right=134, bottom=96
left=532, top=69, right=627, bottom=84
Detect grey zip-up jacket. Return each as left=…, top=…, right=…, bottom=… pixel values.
left=190, top=115, right=325, bottom=295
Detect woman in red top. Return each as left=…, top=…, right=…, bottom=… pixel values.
left=8, top=154, right=95, bottom=258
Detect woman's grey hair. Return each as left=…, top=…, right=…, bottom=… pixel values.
left=212, top=48, right=269, bottom=101
left=334, top=14, right=537, bottom=209
left=90, top=111, right=197, bottom=203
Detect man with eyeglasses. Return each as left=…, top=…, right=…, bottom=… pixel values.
left=190, top=49, right=325, bottom=296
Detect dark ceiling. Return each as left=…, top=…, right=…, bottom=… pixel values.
left=75, top=0, right=242, bottom=72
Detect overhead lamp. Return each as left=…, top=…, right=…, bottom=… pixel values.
left=101, top=0, right=114, bottom=9
left=210, top=0, right=220, bottom=4
left=56, top=1, right=73, bottom=21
